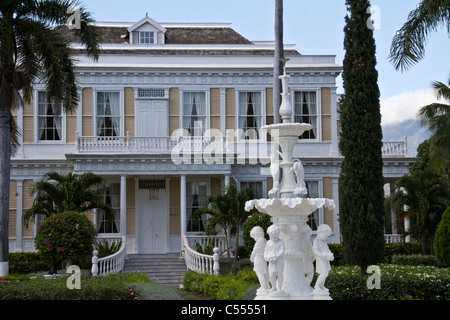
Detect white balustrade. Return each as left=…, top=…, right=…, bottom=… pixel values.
left=381, top=138, right=407, bottom=157
left=91, top=236, right=126, bottom=276
left=76, top=132, right=225, bottom=154
left=182, top=235, right=220, bottom=275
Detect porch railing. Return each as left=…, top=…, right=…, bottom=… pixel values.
left=182, top=235, right=220, bottom=275
left=76, top=132, right=408, bottom=158
left=76, top=132, right=227, bottom=153
left=381, top=138, right=407, bottom=157
left=91, top=236, right=126, bottom=276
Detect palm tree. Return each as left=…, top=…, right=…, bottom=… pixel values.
left=417, top=77, right=450, bottom=176
left=0, top=0, right=100, bottom=276
left=23, top=171, right=113, bottom=228
left=195, top=185, right=254, bottom=261
left=393, top=142, right=450, bottom=254
left=273, top=0, right=285, bottom=124
left=389, top=0, right=450, bottom=71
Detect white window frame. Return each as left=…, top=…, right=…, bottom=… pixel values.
left=179, top=88, right=210, bottom=137
left=96, top=180, right=121, bottom=236
left=235, top=89, right=266, bottom=141
left=239, top=179, right=267, bottom=200
left=185, top=178, right=211, bottom=234
left=139, top=31, right=155, bottom=44
left=93, top=88, right=124, bottom=137
left=304, top=179, right=324, bottom=231
left=291, top=88, right=321, bottom=142
left=33, top=88, right=66, bottom=143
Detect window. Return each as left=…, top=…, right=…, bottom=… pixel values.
left=182, top=92, right=207, bottom=135
left=97, top=183, right=120, bottom=234
left=306, top=181, right=320, bottom=230
left=240, top=181, right=264, bottom=199
left=238, top=92, right=262, bottom=139
left=294, top=91, right=317, bottom=139
left=139, top=31, right=154, bottom=44
left=186, top=181, right=207, bottom=232
left=37, top=92, right=62, bottom=141
left=96, top=92, right=121, bottom=136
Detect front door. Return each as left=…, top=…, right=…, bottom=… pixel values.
left=136, top=100, right=169, bottom=137
left=138, top=190, right=168, bottom=254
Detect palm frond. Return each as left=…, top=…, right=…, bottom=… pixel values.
left=389, top=0, right=450, bottom=71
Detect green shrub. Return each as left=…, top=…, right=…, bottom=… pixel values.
left=8, top=252, right=51, bottom=274
left=434, top=207, right=450, bottom=267
left=183, top=271, right=257, bottom=300
left=242, top=211, right=272, bottom=255
left=391, top=254, right=437, bottom=266
left=35, top=211, right=97, bottom=273
left=383, top=242, right=422, bottom=263
left=327, top=264, right=450, bottom=300
left=0, top=271, right=150, bottom=300
left=0, top=275, right=131, bottom=300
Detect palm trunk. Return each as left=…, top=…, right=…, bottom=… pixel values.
left=0, top=82, right=12, bottom=277
left=273, top=0, right=285, bottom=124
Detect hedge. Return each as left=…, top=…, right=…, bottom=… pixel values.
left=183, top=264, right=450, bottom=300
left=0, top=272, right=150, bottom=300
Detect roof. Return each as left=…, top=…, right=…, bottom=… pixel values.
left=55, top=19, right=300, bottom=56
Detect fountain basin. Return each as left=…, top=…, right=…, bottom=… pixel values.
left=246, top=198, right=335, bottom=218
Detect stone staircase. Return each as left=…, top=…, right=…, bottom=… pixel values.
left=122, top=254, right=188, bottom=287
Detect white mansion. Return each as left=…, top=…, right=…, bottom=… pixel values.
left=8, top=15, right=414, bottom=256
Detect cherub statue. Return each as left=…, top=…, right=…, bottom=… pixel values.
left=264, top=225, right=286, bottom=294
left=250, top=226, right=270, bottom=295
left=268, top=150, right=281, bottom=199
left=312, top=224, right=334, bottom=294
left=291, top=159, right=307, bottom=197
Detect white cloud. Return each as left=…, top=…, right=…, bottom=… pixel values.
left=380, top=89, right=440, bottom=126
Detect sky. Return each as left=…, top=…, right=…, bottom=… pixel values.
left=78, top=0, right=449, bottom=126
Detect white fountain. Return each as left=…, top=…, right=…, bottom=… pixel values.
left=245, top=60, right=335, bottom=300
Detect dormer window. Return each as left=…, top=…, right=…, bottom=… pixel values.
left=128, top=15, right=167, bottom=45
left=139, top=31, right=155, bottom=44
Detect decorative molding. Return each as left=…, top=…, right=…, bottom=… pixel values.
left=75, top=71, right=339, bottom=87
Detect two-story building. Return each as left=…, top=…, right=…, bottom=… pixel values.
left=8, top=15, right=414, bottom=256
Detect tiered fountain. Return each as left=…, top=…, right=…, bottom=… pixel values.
left=245, top=61, right=335, bottom=300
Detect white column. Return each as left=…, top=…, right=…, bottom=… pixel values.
left=15, top=180, right=23, bottom=253
left=120, top=175, right=127, bottom=238
left=220, top=88, right=226, bottom=137
left=180, top=175, right=187, bottom=245
left=224, top=175, right=230, bottom=188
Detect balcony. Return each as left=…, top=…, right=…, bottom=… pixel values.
left=75, top=133, right=408, bottom=158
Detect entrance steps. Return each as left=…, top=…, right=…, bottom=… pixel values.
left=123, top=254, right=188, bottom=287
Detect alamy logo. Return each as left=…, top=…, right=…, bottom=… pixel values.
left=367, top=5, right=381, bottom=30
left=66, top=5, right=81, bottom=30
left=66, top=265, right=81, bottom=289
left=366, top=265, right=381, bottom=290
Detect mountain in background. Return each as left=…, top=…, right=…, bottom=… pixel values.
left=382, top=119, right=430, bottom=157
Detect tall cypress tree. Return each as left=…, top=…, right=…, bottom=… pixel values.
left=339, top=0, right=385, bottom=275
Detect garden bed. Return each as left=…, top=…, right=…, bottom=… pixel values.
left=183, top=264, right=450, bottom=300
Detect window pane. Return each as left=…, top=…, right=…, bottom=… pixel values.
left=186, top=182, right=207, bottom=232
left=97, top=183, right=120, bottom=234
left=96, top=92, right=120, bottom=136
left=182, top=92, right=206, bottom=135
left=241, top=181, right=264, bottom=199
left=238, top=92, right=262, bottom=139
left=306, top=181, right=320, bottom=230
left=294, top=92, right=317, bottom=139
left=37, top=92, right=62, bottom=141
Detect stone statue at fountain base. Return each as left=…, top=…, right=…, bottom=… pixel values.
left=312, top=224, right=334, bottom=300
left=249, top=226, right=270, bottom=299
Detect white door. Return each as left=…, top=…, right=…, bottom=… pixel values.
left=136, top=100, right=168, bottom=137
left=138, top=191, right=168, bottom=254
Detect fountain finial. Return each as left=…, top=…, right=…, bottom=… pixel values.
left=278, top=58, right=292, bottom=124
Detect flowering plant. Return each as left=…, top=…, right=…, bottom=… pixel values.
left=34, top=211, right=97, bottom=273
